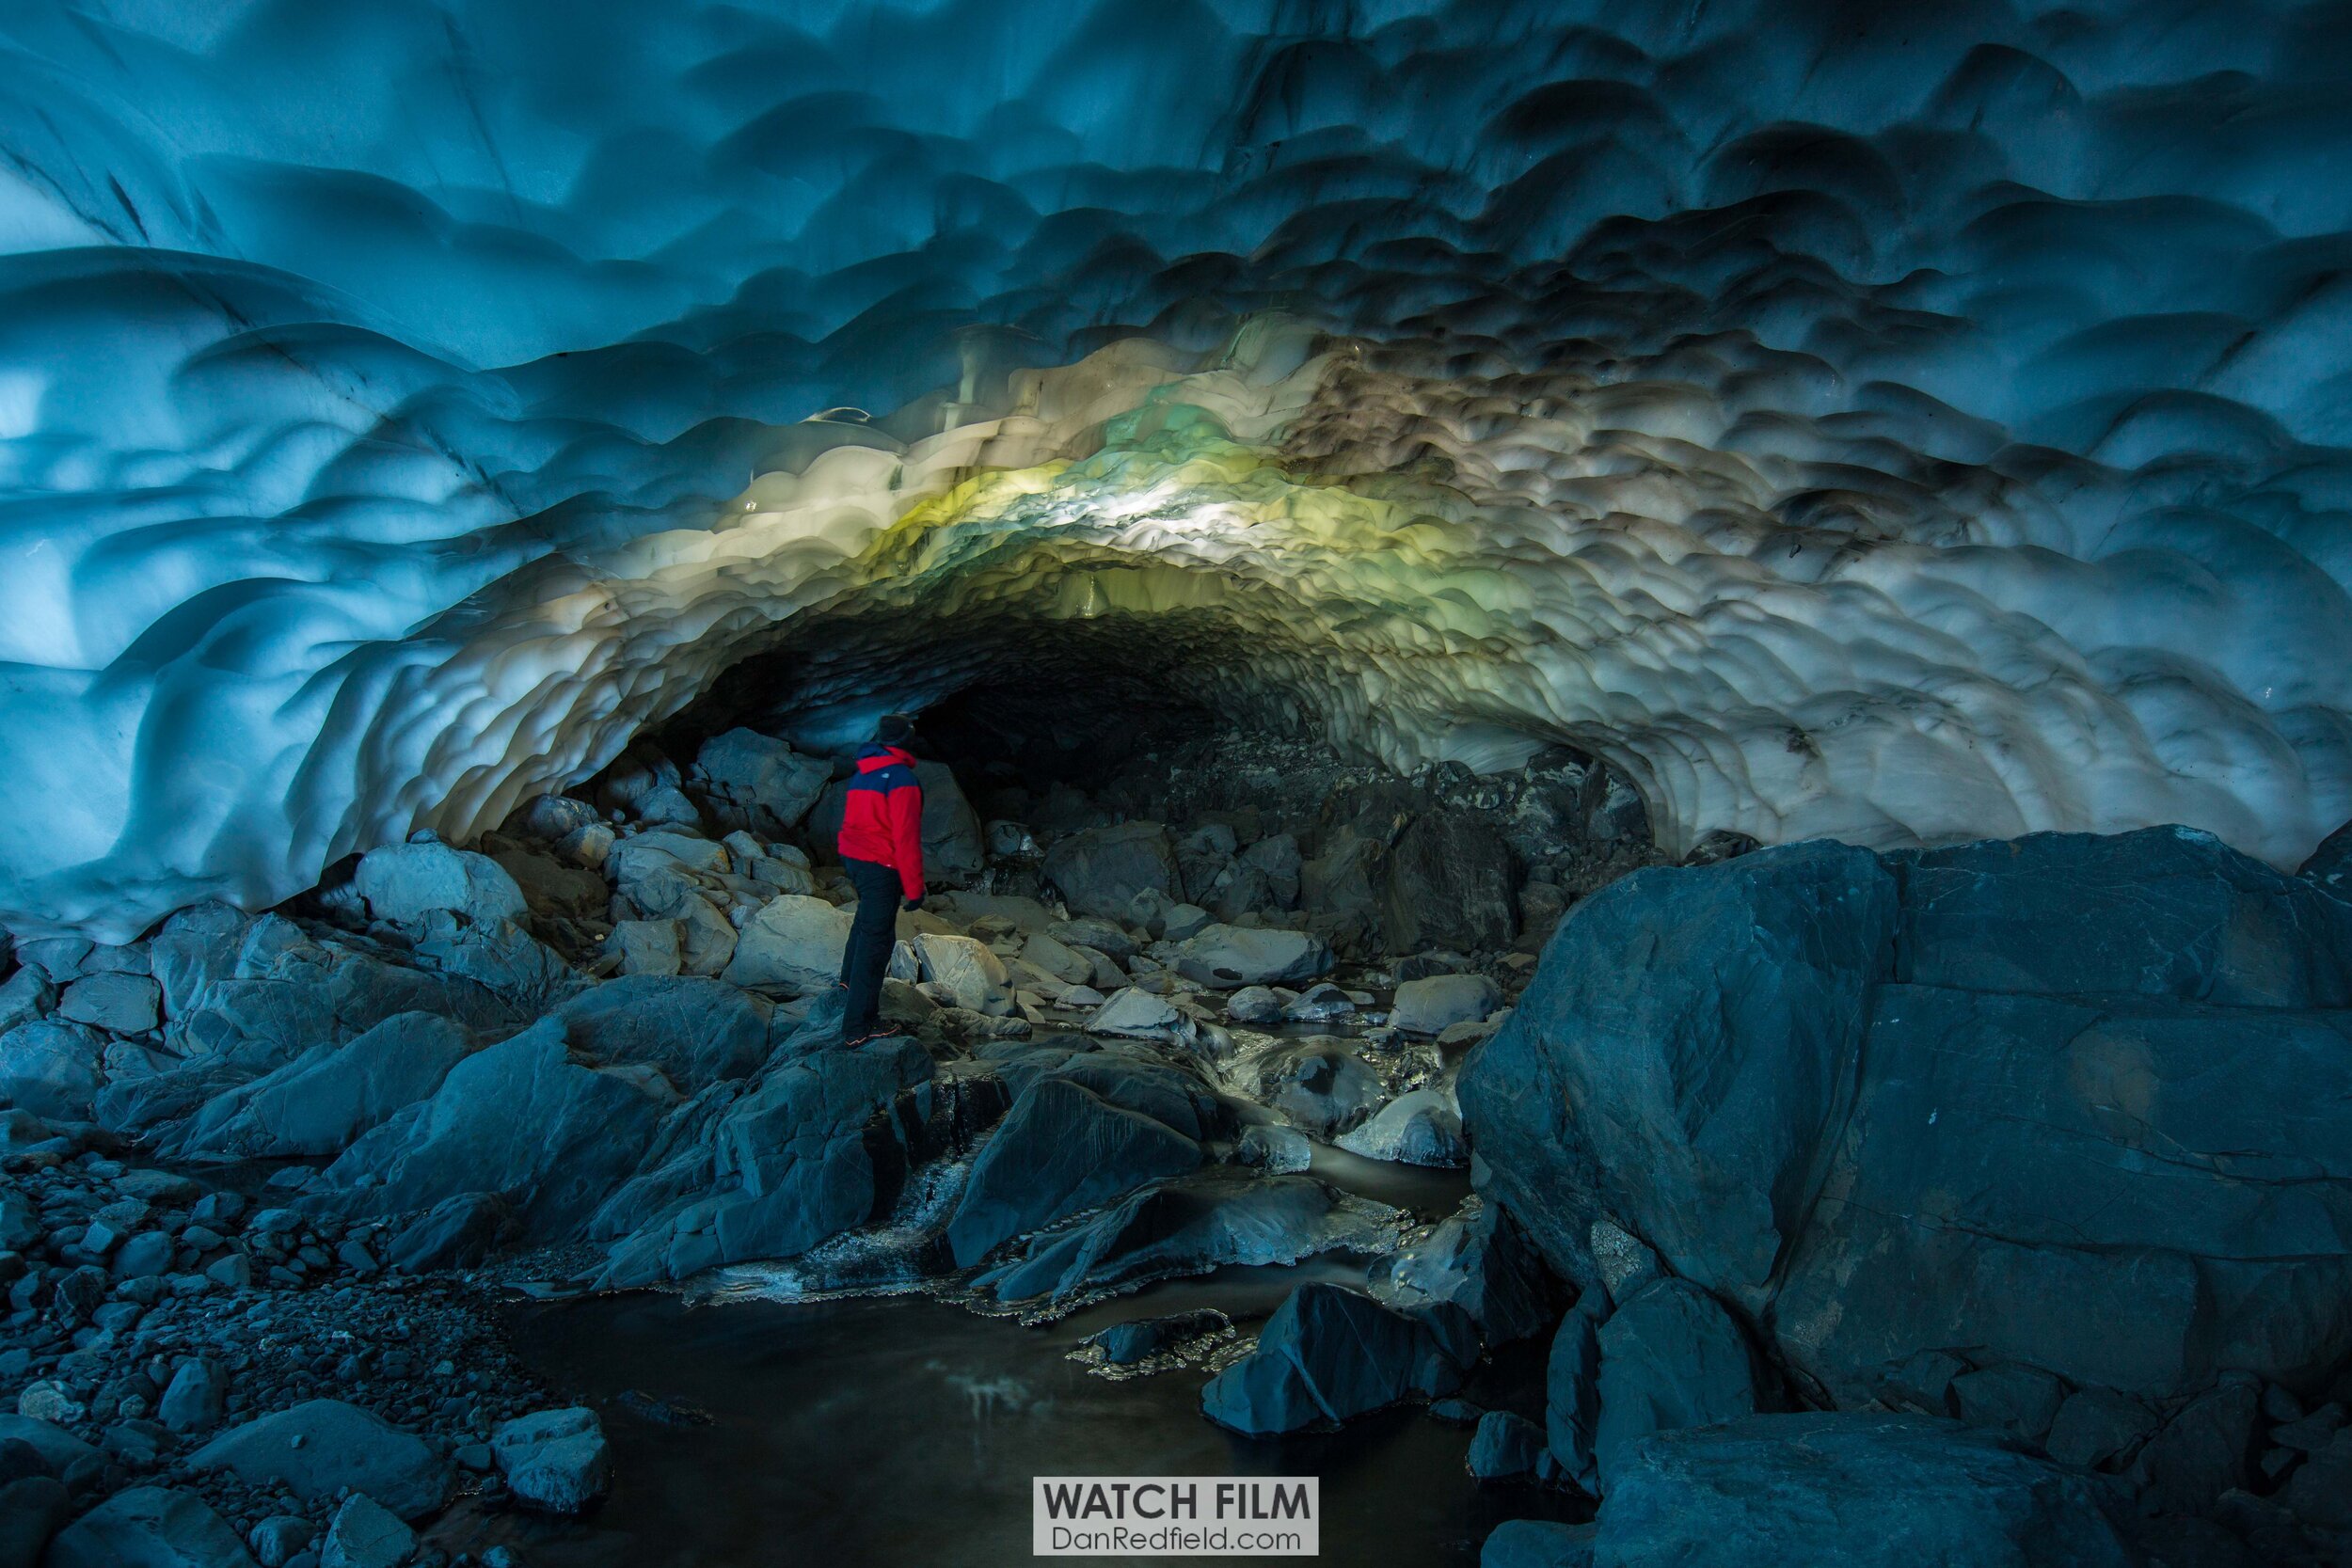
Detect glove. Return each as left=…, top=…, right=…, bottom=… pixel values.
left=901, top=895, right=922, bottom=911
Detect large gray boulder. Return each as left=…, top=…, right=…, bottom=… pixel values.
left=1043, top=821, right=1178, bottom=919
left=309, top=1018, right=672, bottom=1239
left=190, top=1400, right=451, bottom=1519
left=1389, top=973, right=1501, bottom=1036
left=1462, top=842, right=1896, bottom=1309
left=691, top=728, right=831, bottom=834
left=1463, top=828, right=2352, bottom=1419
left=352, top=844, right=527, bottom=929
left=946, top=1070, right=1206, bottom=1266
left=166, top=1011, right=475, bottom=1160
left=722, top=895, right=851, bottom=993
left=1587, top=1413, right=2137, bottom=1568
left=491, top=1407, right=610, bottom=1513
left=1200, top=1283, right=1473, bottom=1435
left=550, top=975, right=771, bottom=1095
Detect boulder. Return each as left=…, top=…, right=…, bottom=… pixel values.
left=0, top=966, right=53, bottom=1036
left=1587, top=1413, right=2137, bottom=1568
left=1043, top=822, right=1178, bottom=919
left=1546, top=1304, right=1604, bottom=1491
left=1469, top=1411, right=1546, bottom=1481
left=489, top=847, right=608, bottom=918
left=1335, top=1087, right=1466, bottom=1166
left=309, top=1019, right=671, bottom=1240
left=1224, top=986, right=1285, bottom=1025
left=1200, top=1283, right=1472, bottom=1435
left=1263, top=1043, right=1387, bottom=1139
left=190, top=1400, right=451, bottom=1519
left=352, top=844, right=527, bottom=929
left=158, top=1359, right=228, bottom=1433
left=1084, top=987, right=1189, bottom=1042
left=58, top=972, right=161, bottom=1034
left=1460, top=841, right=1899, bottom=1304
left=915, top=933, right=1012, bottom=1014
left=1385, top=812, right=1518, bottom=953
left=2043, top=1388, right=2158, bottom=1471
left=1389, top=974, right=1501, bottom=1037
left=1384, top=1196, right=1556, bottom=1348
left=2302, top=816, right=2352, bottom=896
left=605, top=920, right=682, bottom=976
left=692, top=728, right=832, bottom=834
left=319, top=1495, right=412, bottom=1568
left=946, top=1074, right=1202, bottom=1266
left=722, top=895, right=852, bottom=994
left=0, top=1020, right=103, bottom=1120
left=43, top=1485, right=259, bottom=1568
left=383, top=1191, right=518, bottom=1274
left=1595, top=1279, right=1767, bottom=1487
left=1171, top=925, right=1331, bottom=989
left=490, top=1407, right=610, bottom=1513
left=1894, top=827, right=2352, bottom=1006
left=167, top=1011, right=475, bottom=1160
left=552, top=975, right=772, bottom=1094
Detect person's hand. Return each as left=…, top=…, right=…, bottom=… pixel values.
left=901, top=895, right=922, bottom=911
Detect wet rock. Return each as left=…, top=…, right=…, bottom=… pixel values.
left=978, top=1170, right=1400, bottom=1304
left=1236, top=1123, right=1311, bottom=1173
left=1173, top=925, right=1330, bottom=989
left=1083, top=988, right=1189, bottom=1042
left=353, top=844, right=527, bottom=930
left=721, top=895, right=852, bottom=994
left=1592, top=1413, right=2136, bottom=1567
left=168, top=1011, right=475, bottom=1160
left=319, top=1495, right=411, bottom=1568
left=1469, top=1411, right=1545, bottom=1481
left=1385, top=813, right=1518, bottom=953
left=691, top=728, right=831, bottom=835
left=1263, top=1043, right=1386, bottom=1139
left=1281, top=982, right=1357, bottom=1024
left=1335, top=1087, right=1466, bottom=1166
left=1595, top=1279, right=1767, bottom=1487
left=1043, top=822, right=1178, bottom=920
left=946, top=1074, right=1202, bottom=1266
left=1084, top=1309, right=1231, bottom=1365
left=44, top=1485, right=259, bottom=1568
left=1383, top=1197, right=1555, bottom=1348
left=190, top=1399, right=451, bottom=1520
left=1200, top=1283, right=1472, bottom=1435
left=0, top=1020, right=104, bottom=1120
left=1223, top=986, right=1284, bottom=1025
left=1389, top=974, right=1500, bottom=1037
left=491, top=1407, right=610, bottom=1514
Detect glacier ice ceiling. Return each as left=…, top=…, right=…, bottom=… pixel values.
left=5, top=0, right=2352, bottom=938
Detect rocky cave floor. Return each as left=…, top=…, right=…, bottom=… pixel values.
left=0, top=721, right=2347, bottom=1567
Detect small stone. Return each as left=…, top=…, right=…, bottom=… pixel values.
left=490, top=1408, right=610, bottom=1513
left=251, top=1513, right=318, bottom=1568
left=160, top=1358, right=229, bottom=1433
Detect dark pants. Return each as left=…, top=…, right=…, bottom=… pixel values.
left=838, top=857, right=902, bottom=1038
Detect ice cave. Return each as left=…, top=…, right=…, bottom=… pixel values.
left=1, top=2, right=2349, bottom=1564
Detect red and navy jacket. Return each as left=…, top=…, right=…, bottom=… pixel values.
left=837, top=743, right=927, bottom=900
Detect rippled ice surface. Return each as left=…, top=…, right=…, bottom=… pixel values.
left=472, top=1269, right=1576, bottom=1568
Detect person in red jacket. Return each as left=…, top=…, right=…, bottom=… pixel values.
left=834, top=713, right=927, bottom=1044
